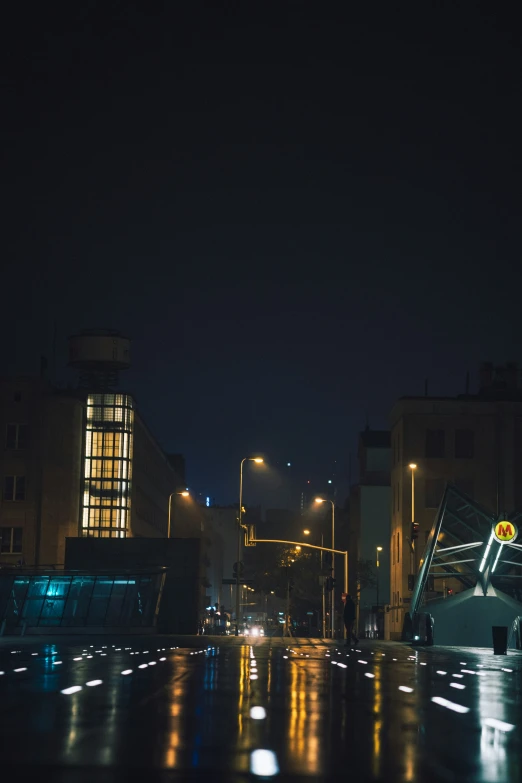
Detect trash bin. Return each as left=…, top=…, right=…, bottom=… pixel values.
left=492, top=626, right=508, bottom=655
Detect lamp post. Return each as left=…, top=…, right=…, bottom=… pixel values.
left=375, top=546, right=383, bottom=639
left=409, top=463, right=417, bottom=574
left=167, top=490, right=190, bottom=538
left=315, top=497, right=335, bottom=638
left=235, top=457, right=263, bottom=635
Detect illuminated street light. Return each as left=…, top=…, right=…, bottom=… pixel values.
left=315, top=497, right=336, bottom=638
left=303, top=529, right=310, bottom=536
left=236, top=457, right=265, bottom=633
left=167, top=490, right=190, bottom=538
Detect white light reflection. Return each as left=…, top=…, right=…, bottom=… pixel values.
left=121, top=670, right=133, bottom=675
left=484, top=718, right=515, bottom=732
left=450, top=683, right=466, bottom=690
left=86, top=680, right=102, bottom=687
left=431, top=696, right=469, bottom=713
left=61, top=686, right=82, bottom=695
left=250, top=706, right=267, bottom=720
left=398, top=686, right=414, bottom=693
left=250, top=749, right=279, bottom=777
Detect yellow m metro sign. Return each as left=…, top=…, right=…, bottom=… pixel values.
left=493, top=520, right=518, bottom=543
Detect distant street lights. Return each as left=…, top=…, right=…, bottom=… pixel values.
left=236, top=457, right=264, bottom=634
left=315, top=497, right=335, bottom=638
left=303, top=529, right=310, bottom=536
left=167, top=490, right=190, bottom=538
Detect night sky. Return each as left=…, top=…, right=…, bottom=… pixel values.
left=2, top=3, right=521, bottom=507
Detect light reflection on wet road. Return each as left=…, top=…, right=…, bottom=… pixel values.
left=0, top=636, right=520, bottom=781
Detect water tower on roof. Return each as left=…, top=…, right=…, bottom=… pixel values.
left=68, top=329, right=131, bottom=389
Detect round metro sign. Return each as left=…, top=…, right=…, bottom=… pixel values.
left=493, top=520, right=518, bottom=544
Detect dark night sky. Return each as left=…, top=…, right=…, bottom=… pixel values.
left=2, top=2, right=521, bottom=507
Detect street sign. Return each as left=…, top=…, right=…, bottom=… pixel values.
left=493, top=520, right=518, bottom=543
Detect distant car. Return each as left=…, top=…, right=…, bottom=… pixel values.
left=243, top=625, right=265, bottom=637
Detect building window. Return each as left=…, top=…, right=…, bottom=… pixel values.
left=425, top=429, right=445, bottom=458
left=455, top=429, right=474, bottom=459
left=425, top=477, right=444, bottom=508
left=0, top=526, right=23, bottom=554
left=4, top=476, right=26, bottom=501
left=82, top=393, right=134, bottom=538
left=455, top=477, right=474, bottom=499
left=5, top=424, right=28, bottom=450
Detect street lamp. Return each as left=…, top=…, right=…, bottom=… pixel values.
left=315, top=497, right=335, bottom=638
left=303, top=529, right=310, bottom=536
left=409, top=463, right=417, bottom=574
left=375, top=546, right=383, bottom=639
left=236, top=457, right=264, bottom=634
left=376, top=545, right=383, bottom=607
left=167, top=490, right=190, bottom=538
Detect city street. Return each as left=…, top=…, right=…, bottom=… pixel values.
left=0, top=635, right=520, bottom=782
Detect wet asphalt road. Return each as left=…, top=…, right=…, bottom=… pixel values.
left=0, top=635, right=521, bottom=782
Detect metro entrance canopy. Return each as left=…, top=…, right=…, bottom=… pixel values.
left=405, top=484, right=522, bottom=646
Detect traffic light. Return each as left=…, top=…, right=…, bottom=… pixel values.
left=244, top=524, right=256, bottom=547
left=411, top=521, right=420, bottom=540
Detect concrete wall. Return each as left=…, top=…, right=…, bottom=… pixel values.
left=39, top=395, right=84, bottom=564
left=0, top=379, right=83, bottom=567
left=130, top=412, right=185, bottom=538
left=427, top=584, right=522, bottom=647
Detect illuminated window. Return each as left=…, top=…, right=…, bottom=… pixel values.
left=82, top=393, right=133, bottom=538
